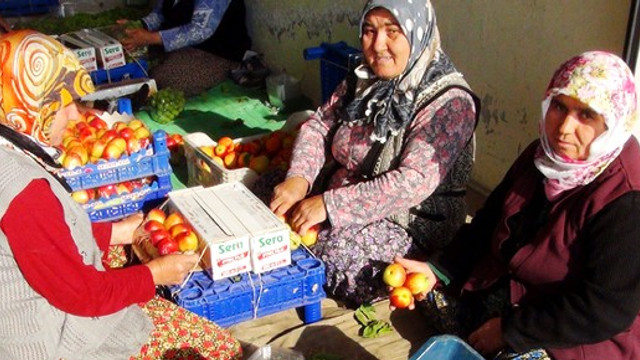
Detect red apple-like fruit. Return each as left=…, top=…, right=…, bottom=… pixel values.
left=115, top=181, right=133, bottom=195
left=127, top=119, right=145, bottom=131
left=164, top=212, right=184, bottom=230
left=157, top=238, right=179, bottom=255
left=88, top=116, right=108, bottom=130
left=96, top=184, right=117, bottom=199
left=149, top=229, right=171, bottom=246
left=62, top=152, right=83, bottom=169
left=71, top=190, right=91, bottom=204
left=403, top=272, right=431, bottom=295
left=382, top=263, right=407, bottom=288
left=118, top=127, right=136, bottom=141
left=100, top=129, right=118, bottom=143
left=169, top=223, right=191, bottom=238
left=143, top=220, right=164, bottom=233
left=126, top=137, right=141, bottom=154
left=175, top=230, right=199, bottom=252
left=389, top=286, right=413, bottom=309
left=147, top=208, right=167, bottom=224
left=90, top=139, right=107, bottom=159
left=102, top=139, right=126, bottom=160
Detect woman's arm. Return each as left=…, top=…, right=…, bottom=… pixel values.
left=503, top=191, right=640, bottom=351
left=140, top=0, right=165, bottom=31
left=157, top=0, right=232, bottom=52
left=323, top=89, right=476, bottom=228
left=1, top=179, right=156, bottom=317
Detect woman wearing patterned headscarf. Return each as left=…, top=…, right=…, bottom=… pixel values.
left=267, top=0, right=479, bottom=306
left=0, top=30, right=241, bottom=359
left=394, top=51, right=640, bottom=359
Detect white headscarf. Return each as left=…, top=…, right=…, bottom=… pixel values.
left=534, top=51, right=638, bottom=199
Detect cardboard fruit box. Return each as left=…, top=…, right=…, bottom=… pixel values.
left=184, top=132, right=264, bottom=188
left=134, top=183, right=291, bottom=280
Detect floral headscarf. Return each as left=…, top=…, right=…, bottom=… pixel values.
left=343, top=0, right=459, bottom=142
left=534, top=51, right=638, bottom=199
left=0, top=30, right=94, bottom=146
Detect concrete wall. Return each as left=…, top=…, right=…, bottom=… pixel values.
left=245, top=1, right=632, bottom=194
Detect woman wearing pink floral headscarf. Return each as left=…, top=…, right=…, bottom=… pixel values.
left=393, top=51, right=640, bottom=360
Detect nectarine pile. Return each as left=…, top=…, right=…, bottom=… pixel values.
left=70, top=176, right=156, bottom=205
left=197, top=129, right=297, bottom=175
left=57, top=112, right=152, bottom=170
left=142, top=208, right=200, bottom=255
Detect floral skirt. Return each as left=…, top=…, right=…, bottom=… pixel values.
left=104, top=247, right=242, bottom=359
left=132, top=296, right=242, bottom=360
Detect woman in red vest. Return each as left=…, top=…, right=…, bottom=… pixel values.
left=394, top=51, right=640, bottom=360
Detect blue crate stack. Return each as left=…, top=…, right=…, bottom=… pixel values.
left=304, top=42, right=363, bottom=104
left=171, top=248, right=326, bottom=328
left=61, top=99, right=173, bottom=222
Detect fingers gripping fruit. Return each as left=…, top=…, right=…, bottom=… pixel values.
left=383, top=262, right=433, bottom=309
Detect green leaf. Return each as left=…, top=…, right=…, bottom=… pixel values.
left=354, top=303, right=376, bottom=326
left=361, top=320, right=393, bottom=338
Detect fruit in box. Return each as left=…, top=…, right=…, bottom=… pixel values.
left=138, top=208, right=202, bottom=257
left=196, top=130, right=299, bottom=175
left=57, top=111, right=152, bottom=169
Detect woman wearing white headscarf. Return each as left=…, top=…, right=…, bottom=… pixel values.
left=267, top=0, right=479, bottom=306
left=395, top=51, right=640, bottom=360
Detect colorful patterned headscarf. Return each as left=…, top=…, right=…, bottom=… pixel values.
left=0, top=30, right=94, bottom=146
left=343, top=0, right=460, bottom=142
left=534, top=51, right=638, bottom=199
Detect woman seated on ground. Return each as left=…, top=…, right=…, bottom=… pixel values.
left=393, top=51, right=640, bottom=360
left=0, top=30, right=241, bottom=360
left=119, top=0, right=252, bottom=96
left=262, top=0, right=479, bottom=307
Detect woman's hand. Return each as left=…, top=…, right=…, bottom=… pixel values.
left=145, top=253, right=200, bottom=286
left=110, top=213, right=144, bottom=245
left=468, top=317, right=506, bottom=356
left=289, top=195, right=327, bottom=235
left=270, top=176, right=309, bottom=216
left=388, top=256, right=438, bottom=310
left=121, top=28, right=161, bottom=51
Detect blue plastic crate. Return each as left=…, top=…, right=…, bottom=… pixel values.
left=171, top=248, right=326, bottom=328
left=0, top=0, right=57, bottom=17
left=86, top=172, right=172, bottom=222
left=91, top=60, right=149, bottom=85
left=304, top=41, right=363, bottom=103
left=410, top=335, right=485, bottom=360
left=61, top=130, right=171, bottom=192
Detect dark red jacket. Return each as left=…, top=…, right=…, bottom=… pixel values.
left=463, top=139, right=640, bottom=360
